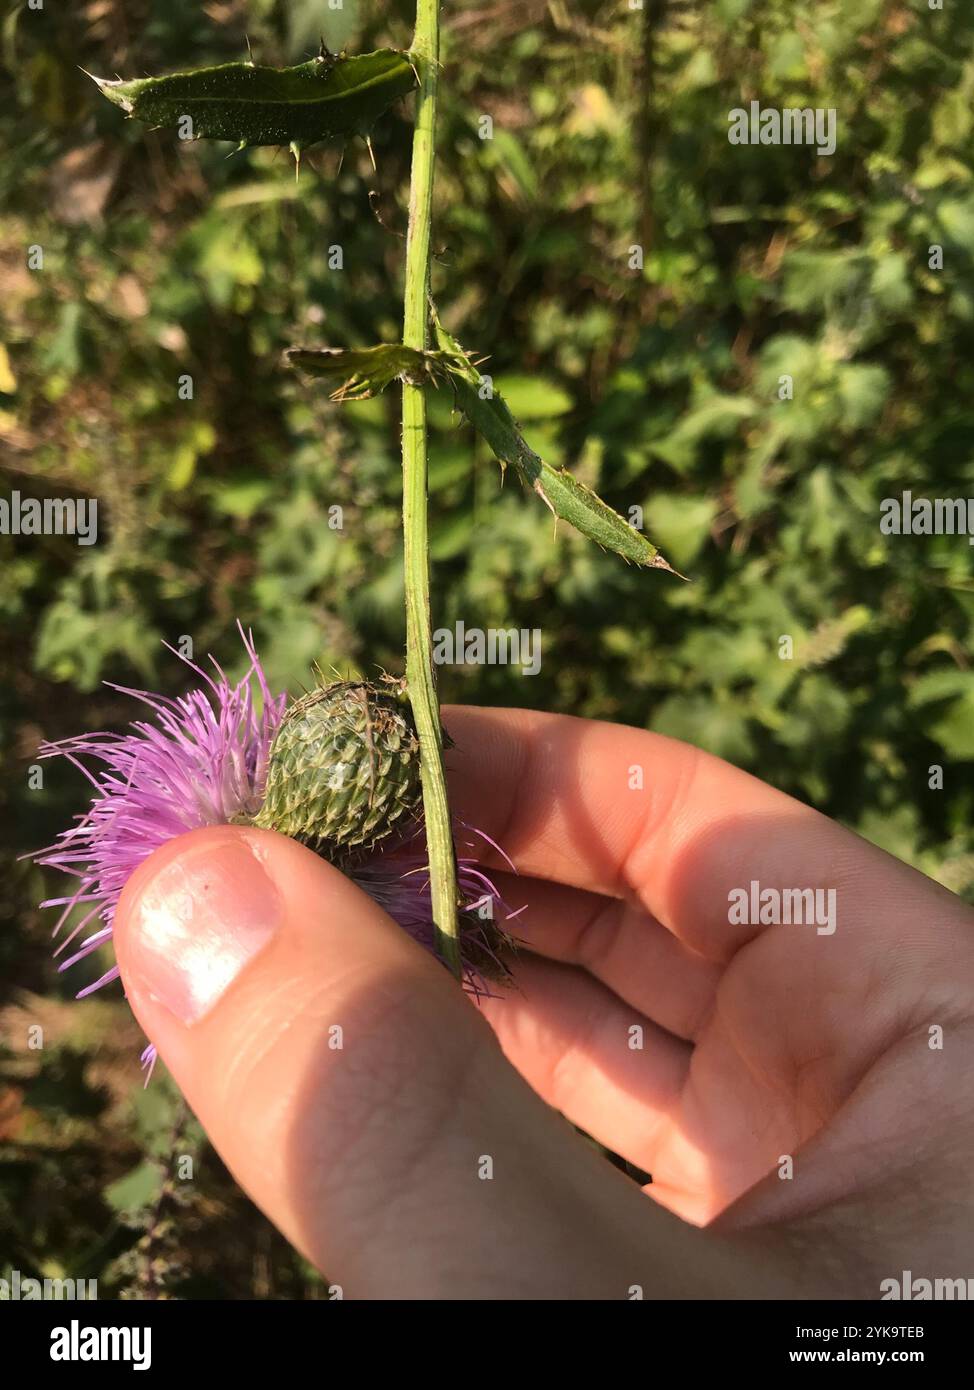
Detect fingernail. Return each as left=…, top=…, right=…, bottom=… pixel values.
left=126, top=840, right=283, bottom=1025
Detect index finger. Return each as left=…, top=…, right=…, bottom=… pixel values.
left=442, top=705, right=971, bottom=967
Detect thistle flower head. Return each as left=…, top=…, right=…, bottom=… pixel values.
left=32, top=627, right=513, bottom=1075
left=254, top=677, right=423, bottom=855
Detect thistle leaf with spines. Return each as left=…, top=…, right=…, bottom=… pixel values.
left=88, top=49, right=417, bottom=151
left=431, top=308, right=682, bottom=574
left=286, top=343, right=471, bottom=401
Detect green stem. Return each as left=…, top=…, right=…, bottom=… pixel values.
left=403, top=0, right=461, bottom=979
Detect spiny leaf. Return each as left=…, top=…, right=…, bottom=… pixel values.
left=287, top=343, right=469, bottom=401
left=431, top=310, right=680, bottom=574
left=89, top=50, right=417, bottom=149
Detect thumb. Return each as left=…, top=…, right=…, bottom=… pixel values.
left=112, top=824, right=677, bottom=1298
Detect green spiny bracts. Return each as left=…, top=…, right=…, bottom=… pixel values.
left=254, top=679, right=422, bottom=858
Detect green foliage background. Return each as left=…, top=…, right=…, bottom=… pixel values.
left=2, top=0, right=973, bottom=1296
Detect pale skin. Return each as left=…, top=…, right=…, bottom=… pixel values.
left=113, top=707, right=974, bottom=1298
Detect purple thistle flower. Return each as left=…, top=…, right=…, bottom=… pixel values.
left=32, top=626, right=514, bottom=1076
left=353, top=823, right=520, bottom=994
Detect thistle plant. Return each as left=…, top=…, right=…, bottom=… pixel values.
left=34, top=628, right=512, bottom=1077
left=39, top=3, right=676, bottom=1009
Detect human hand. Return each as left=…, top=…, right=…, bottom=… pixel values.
left=113, top=708, right=974, bottom=1298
